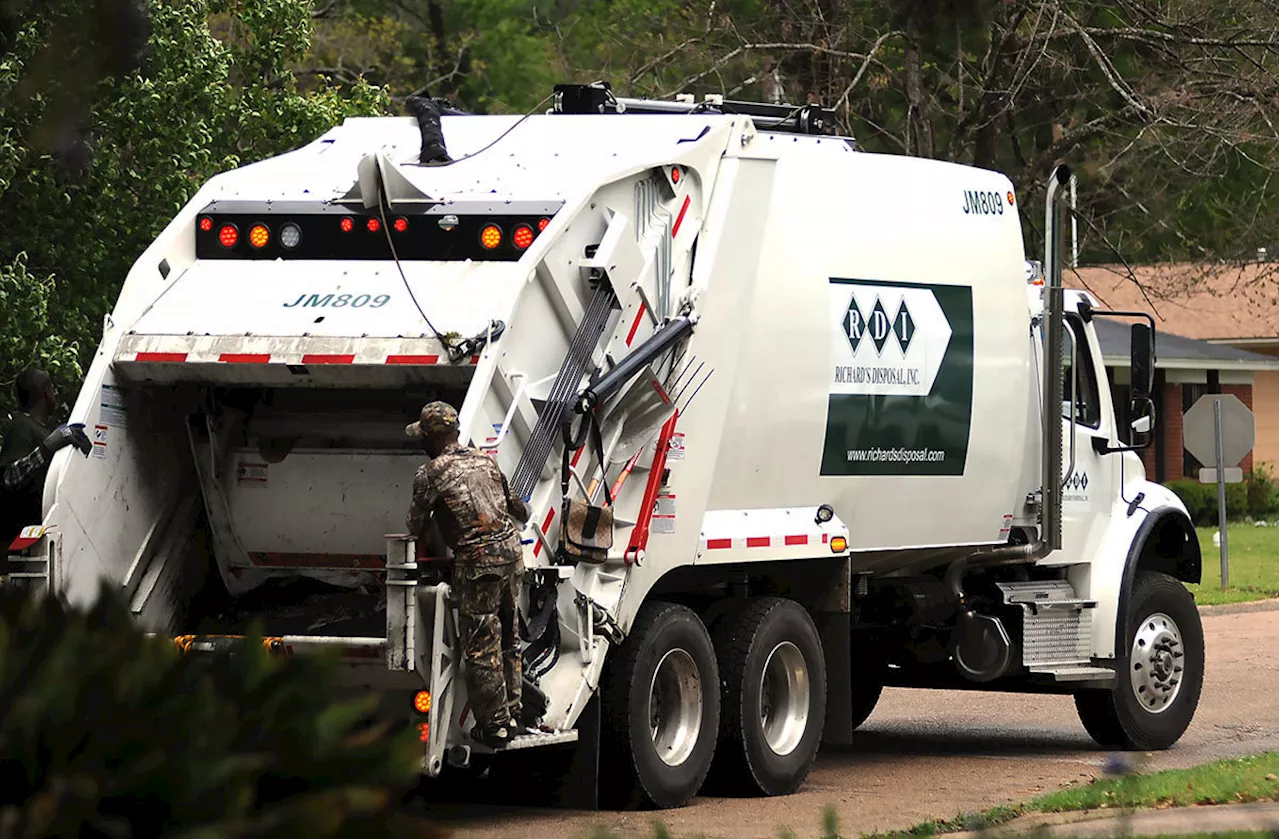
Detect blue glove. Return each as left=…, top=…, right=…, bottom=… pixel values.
left=42, top=423, right=93, bottom=458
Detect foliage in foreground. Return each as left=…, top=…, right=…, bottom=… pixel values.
left=0, top=583, right=436, bottom=838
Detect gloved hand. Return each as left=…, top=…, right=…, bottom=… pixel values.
left=41, top=423, right=93, bottom=458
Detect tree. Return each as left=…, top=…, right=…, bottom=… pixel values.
left=0, top=0, right=389, bottom=419
left=620, top=0, right=1278, bottom=276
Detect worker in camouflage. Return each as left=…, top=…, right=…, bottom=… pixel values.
left=406, top=401, right=531, bottom=748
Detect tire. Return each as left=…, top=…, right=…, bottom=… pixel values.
left=711, top=597, right=827, bottom=796
left=600, top=601, right=720, bottom=809
left=1074, top=571, right=1204, bottom=750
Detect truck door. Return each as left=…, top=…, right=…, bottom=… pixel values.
left=1057, top=315, right=1116, bottom=563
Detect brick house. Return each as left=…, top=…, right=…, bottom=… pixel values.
left=1070, top=264, right=1279, bottom=480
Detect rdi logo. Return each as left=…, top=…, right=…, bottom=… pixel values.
left=845, top=295, right=915, bottom=356
left=1065, top=471, right=1089, bottom=492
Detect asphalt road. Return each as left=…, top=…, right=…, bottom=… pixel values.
left=416, top=601, right=1278, bottom=839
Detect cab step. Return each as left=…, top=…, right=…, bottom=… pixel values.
left=1030, top=665, right=1116, bottom=683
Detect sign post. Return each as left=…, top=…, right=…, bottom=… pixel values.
left=1212, top=399, right=1229, bottom=588
left=1182, top=393, right=1255, bottom=590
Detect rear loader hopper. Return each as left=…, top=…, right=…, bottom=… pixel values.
left=6, top=84, right=1203, bottom=809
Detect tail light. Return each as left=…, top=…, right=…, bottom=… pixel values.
left=340, top=216, right=354, bottom=232
left=199, top=216, right=213, bottom=232
left=366, top=217, right=381, bottom=233
left=413, top=691, right=432, bottom=714
left=279, top=222, right=302, bottom=249
left=537, top=217, right=550, bottom=231
left=248, top=224, right=270, bottom=249
left=218, top=224, right=238, bottom=248
left=479, top=224, right=502, bottom=250
left=393, top=217, right=409, bottom=233
left=512, top=224, right=534, bottom=250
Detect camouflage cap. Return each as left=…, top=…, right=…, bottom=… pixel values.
left=406, top=401, right=460, bottom=438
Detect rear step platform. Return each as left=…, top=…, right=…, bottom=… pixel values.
left=471, top=729, right=580, bottom=754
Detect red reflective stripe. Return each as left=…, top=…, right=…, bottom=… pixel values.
left=672, top=195, right=691, bottom=237
left=135, top=352, right=188, bottom=362
left=540, top=508, right=556, bottom=534
left=8, top=536, right=40, bottom=551
left=301, top=354, right=355, bottom=364
left=219, top=353, right=271, bottom=364
left=533, top=541, right=542, bottom=557
left=746, top=536, right=770, bottom=548
left=570, top=446, right=584, bottom=467
left=822, top=533, right=829, bottom=544
left=385, top=354, right=440, bottom=365
left=469, top=355, right=480, bottom=365
left=706, top=538, right=732, bottom=550
left=785, top=535, right=808, bottom=546
left=625, top=303, right=647, bottom=347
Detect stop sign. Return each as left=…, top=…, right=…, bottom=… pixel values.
left=1183, top=393, right=1255, bottom=468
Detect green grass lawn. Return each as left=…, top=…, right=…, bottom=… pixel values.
left=1187, top=523, right=1279, bottom=606
left=897, top=752, right=1279, bottom=837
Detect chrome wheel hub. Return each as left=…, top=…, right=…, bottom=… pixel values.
left=649, top=648, right=702, bottom=766
left=1129, top=611, right=1185, bottom=714
left=759, top=641, right=810, bottom=756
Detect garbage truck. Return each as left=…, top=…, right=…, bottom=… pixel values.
left=5, top=83, right=1204, bottom=809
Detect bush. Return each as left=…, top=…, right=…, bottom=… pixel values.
left=0, top=583, right=438, bottom=838
left=1245, top=465, right=1279, bottom=519
left=1165, top=479, right=1249, bottom=526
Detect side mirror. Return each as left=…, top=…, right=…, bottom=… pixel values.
left=1130, top=323, right=1155, bottom=399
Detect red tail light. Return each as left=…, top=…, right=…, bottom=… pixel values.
left=199, top=217, right=213, bottom=232
left=367, top=217, right=381, bottom=233
left=512, top=225, right=534, bottom=250
left=218, top=224, right=238, bottom=248
left=393, top=217, right=408, bottom=233
left=537, top=217, right=550, bottom=231
left=340, top=216, right=354, bottom=232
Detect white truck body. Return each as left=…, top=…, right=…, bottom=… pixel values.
left=8, top=94, right=1203, bottom=807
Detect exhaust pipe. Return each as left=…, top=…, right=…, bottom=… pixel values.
left=405, top=92, right=453, bottom=165
left=947, top=165, right=1072, bottom=597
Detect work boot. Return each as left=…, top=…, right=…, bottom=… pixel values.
left=470, top=721, right=516, bottom=749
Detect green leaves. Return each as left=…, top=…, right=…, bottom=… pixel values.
left=0, top=0, right=389, bottom=420
left=0, top=583, right=436, bottom=838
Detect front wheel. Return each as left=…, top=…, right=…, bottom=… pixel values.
left=600, top=601, right=720, bottom=809
left=1075, top=571, right=1204, bottom=750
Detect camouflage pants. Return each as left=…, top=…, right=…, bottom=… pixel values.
left=453, top=560, right=523, bottom=731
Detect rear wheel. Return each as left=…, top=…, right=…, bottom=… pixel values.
left=600, top=601, right=719, bottom=809
left=1075, top=571, right=1203, bottom=750
left=711, top=597, right=827, bottom=796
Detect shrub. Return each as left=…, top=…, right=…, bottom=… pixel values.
left=0, top=583, right=438, bottom=838
left=1165, top=479, right=1248, bottom=526
left=1245, top=465, right=1279, bottom=519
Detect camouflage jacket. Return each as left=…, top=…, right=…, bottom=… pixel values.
left=406, top=442, right=530, bottom=565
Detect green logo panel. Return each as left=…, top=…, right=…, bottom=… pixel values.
left=821, top=279, right=974, bottom=476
